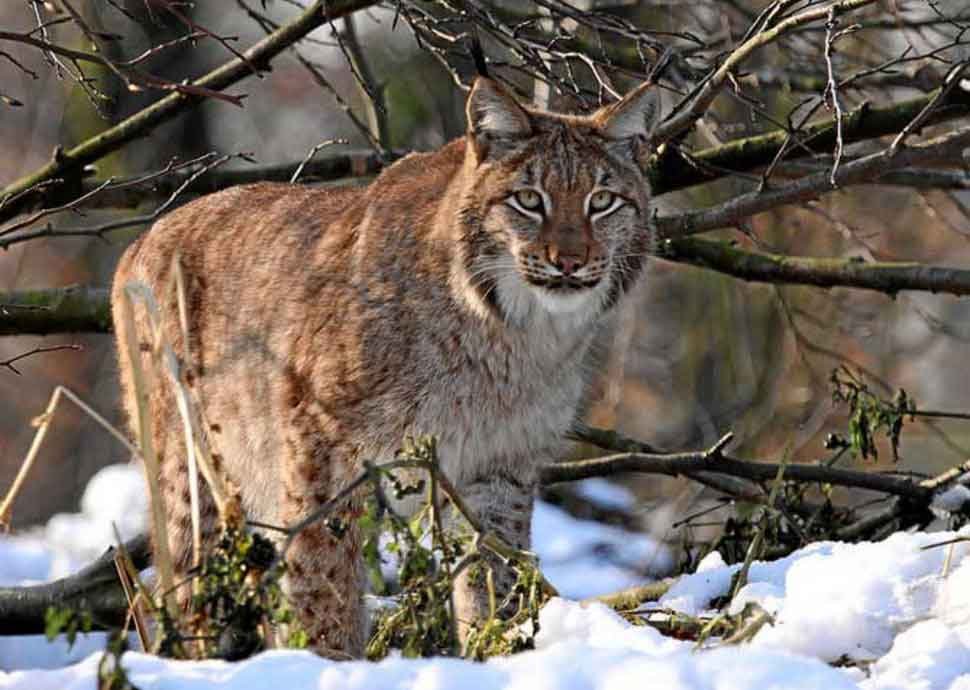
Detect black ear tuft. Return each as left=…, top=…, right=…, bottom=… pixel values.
left=466, top=78, right=532, bottom=160
left=468, top=30, right=489, bottom=78
left=597, top=82, right=661, bottom=140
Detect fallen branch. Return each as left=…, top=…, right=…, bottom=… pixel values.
left=545, top=431, right=934, bottom=502
left=0, top=535, right=149, bottom=635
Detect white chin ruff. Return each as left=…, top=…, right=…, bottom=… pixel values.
left=532, top=286, right=599, bottom=314
left=492, top=270, right=605, bottom=326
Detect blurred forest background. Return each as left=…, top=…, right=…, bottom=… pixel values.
left=1, top=0, right=969, bottom=553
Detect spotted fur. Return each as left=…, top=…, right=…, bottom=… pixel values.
left=111, top=78, right=660, bottom=658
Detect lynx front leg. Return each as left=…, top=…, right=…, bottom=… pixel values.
left=450, top=476, right=535, bottom=640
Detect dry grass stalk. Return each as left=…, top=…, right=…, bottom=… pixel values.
left=112, top=545, right=150, bottom=651
left=117, top=287, right=177, bottom=618
left=0, top=386, right=141, bottom=529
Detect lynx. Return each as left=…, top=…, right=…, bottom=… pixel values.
left=112, top=77, right=660, bottom=658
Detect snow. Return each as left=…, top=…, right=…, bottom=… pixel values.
left=933, top=483, right=970, bottom=516
left=0, top=463, right=149, bottom=671
left=41, top=464, right=148, bottom=579
left=0, top=603, right=859, bottom=690
left=570, top=477, right=637, bottom=511
left=531, top=499, right=672, bottom=599
left=3, top=467, right=970, bottom=689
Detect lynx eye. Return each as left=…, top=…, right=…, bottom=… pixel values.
left=512, top=189, right=544, bottom=212
left=589, top=190, right=615, bottom=213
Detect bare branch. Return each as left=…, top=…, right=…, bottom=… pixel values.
left=664, top=236, right=970, bottom=298
left=46, top=83, right=970, bottom=219
left=0, top=0, right=383, bottom=224
left=74, top=149, right=397, bottom=210
left=0, top=153, right=243, bottom=250
left=649, top=83, right=970, bottom=195
left=654, top=0, right=878, bottom=144
left=339, top=14, right=392, bottom=153
left=656, top=125, right=970, bottom=238
left=544, top=431, right=933, bottom=501
left=0, top=344, right=82, bottom=376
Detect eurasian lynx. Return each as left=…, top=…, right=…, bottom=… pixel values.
left=112, top=77, right=660, bottom=658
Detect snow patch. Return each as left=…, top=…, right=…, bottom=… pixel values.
left=6, top=466, right=970, bottom=688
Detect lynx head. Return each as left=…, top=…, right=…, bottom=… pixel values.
left=456, top=77, right=660, bottom=325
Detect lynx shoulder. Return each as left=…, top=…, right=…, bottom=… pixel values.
left=112, top=77, right=660, bottom=657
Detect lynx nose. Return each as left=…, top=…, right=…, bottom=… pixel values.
left=546, top=244, right=589, bottom=276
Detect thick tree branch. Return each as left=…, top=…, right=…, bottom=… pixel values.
left=663, top=237, right=970, bottom=298
left=0, top=0, right=381, bottom=224
left=10, top=239, right=970, bottom=336
left=0, top=287, right=111, bottom=336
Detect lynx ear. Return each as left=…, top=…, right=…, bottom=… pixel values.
left=597, top=82, right=661, bottom=140
left=466, top=78, right=532, bottom=156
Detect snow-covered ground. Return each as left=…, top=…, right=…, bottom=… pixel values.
left=2, top=465, right=970, bottom=689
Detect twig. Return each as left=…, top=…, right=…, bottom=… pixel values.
left=233, top=0, right=385, bottom=155
left=890, top=60, right=970, bottom=154
left=585, top=580, right=674, bottom=610
left=0, top=344, right=81, bottom=375
left=74, top=149, right=398, bottom=210
left=290, top=140, right=348, bottom=183
left=822, top=8, right=853, bottom=186
left=111, top=532, right=150, bottom=651
left=0, top=153, right=242, bottom=250
left=730, top=458, right=787, bottom=600
left=339, top=14, right=391, bottom=154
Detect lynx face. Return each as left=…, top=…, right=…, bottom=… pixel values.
left=461, top=79, right=660, bottom=320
